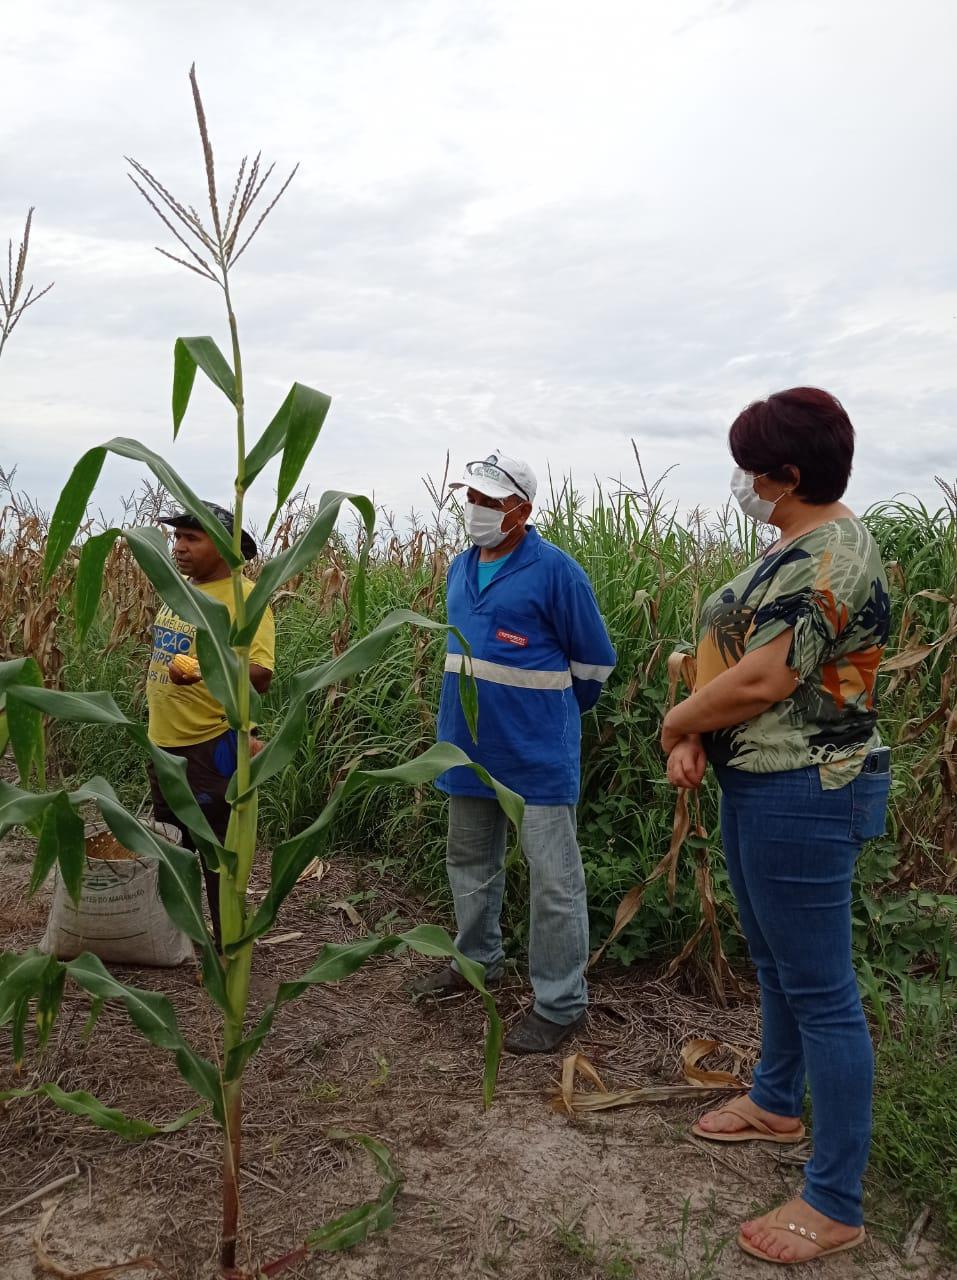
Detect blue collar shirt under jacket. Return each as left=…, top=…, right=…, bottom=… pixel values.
left=436, top=526, right=617, bottom=805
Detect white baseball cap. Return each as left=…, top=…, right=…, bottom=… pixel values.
left=450, top=451, right=537, bottom=504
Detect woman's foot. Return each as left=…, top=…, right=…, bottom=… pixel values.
left=696, top=1093, right=802, bottom=1138
left=740, top=1198, right=864, bottom=1263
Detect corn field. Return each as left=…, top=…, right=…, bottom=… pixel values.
left=2, top=465, right=956, bottom=997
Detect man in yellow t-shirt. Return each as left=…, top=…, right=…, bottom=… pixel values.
left=146, top=501, right=275, bottom=948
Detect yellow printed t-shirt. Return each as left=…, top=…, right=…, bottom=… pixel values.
left=146, top=576, right=275, bottom=749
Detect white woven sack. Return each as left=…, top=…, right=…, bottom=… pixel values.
left=39, top=821, right=195, bottom=967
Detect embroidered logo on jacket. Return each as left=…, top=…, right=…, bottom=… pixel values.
left=496, top=628, right=529, bottom=647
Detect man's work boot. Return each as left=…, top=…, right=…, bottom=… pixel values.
left=408, top=963, right=501, bottom=1000
left=503, top=1008, right=586, bottom=1054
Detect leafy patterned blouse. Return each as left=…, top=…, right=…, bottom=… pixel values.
left=695, top=518, right=890, bottom=787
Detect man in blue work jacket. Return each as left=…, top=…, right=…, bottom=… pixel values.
left=412, top=451, right=617, bottom=1053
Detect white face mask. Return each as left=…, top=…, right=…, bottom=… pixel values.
left=730, top=467, right=790, bottom=523
left=465, top=501, right=507, bottom=548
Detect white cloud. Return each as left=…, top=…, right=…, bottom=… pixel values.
left=1, top=0, right=955, bottom=531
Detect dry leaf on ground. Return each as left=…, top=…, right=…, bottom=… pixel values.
left=554, top=1038, right=747, bottom=1115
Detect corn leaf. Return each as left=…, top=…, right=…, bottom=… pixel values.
left=255, top=1134, right=400, bottom=1274
left=34, top=968, right=67, bottom=1053
left=26, top=798, right=62, bottom=890
left=65, top=953, right=224, bottom=1122
left=457, top=662, right=479, bottom=745
left=307, top=1133, right=400, bottom=1250
left=173, top=336, right=236, bottom=436
left=42, top=447, right=107, bottom=582
left=34, top=791, right=85, bottom=905
left=81, top=995, right=105, bottom=1042
left=76, top=776, right=228, bottom=1011
left=107, top=438, right=240, bottom=564
left=233, top=610, right=476, bottom=802
left=44, top=439, right=242, bottom=582
left=680, top=1038, right=747, bottom=1088
left=0, top=656, right=45, bottom=784
left=0, top=948, right=223, bottom=1120
left=0, top=1083, right=206, bottom=1141
left=236, top=743, right=522, bottom=945
left=10, top=998, right=29, bottom=1067
left=0, top=777, right=60, bottom=835
left=172, top=337, right=199, bottom=434
left=0, top=951, right=58, bottom=1067
left=121, top=726, right=226, bottom=863
left=224, top=924, right=503, bottom=1108
left=242, top=382, right=332, bottom=510
left=74, top=528, right=121, bottom=642
left=2, top=686, right=228, bottom=872
left=233, top=490, right=376, bottom=647
left=10, top=686, right=130, bottom=725
left=0, top=950, right=59, bottom=1031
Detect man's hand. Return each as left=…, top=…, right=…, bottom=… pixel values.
left=250, top=663, right=273, bottom=695
left=167, top=662, right=202, bottom=686
left=666, top=736, right=707, bottom=790
left=249, top=734, right=265, bottom=758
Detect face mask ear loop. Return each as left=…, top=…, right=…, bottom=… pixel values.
left=502, top=501, right=525, bottom=535
left=753, top=471, right=797, bottom=511
left=769, top=483, right=798, bottom=511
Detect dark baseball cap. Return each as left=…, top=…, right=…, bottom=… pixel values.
left=158, top=501, right=258, bottom=561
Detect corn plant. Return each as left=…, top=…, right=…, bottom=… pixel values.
left=0, top=68, right=521, bottom=1276
left=0, top=207, right=54, bottom=363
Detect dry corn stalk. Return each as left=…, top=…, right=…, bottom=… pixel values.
left=0, top=473, right=164, bottom=685
left=589, top=645, right=740, bottom=999
left=553, top=1039, right=747, bottom=1116
left=588, top=787, right=696, bottom=968
left=666, top=649, right=697, bottom=709
left=32, top=1197, right=160, bottom=1279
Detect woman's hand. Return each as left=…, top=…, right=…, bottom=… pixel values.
left=660, top=711, right=684, bottom=755
left=666, top=735, right=707, bottom=790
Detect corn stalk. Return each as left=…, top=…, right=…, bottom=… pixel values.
left=0, top=68, right=521, bottom=1276
left=0, top=207, right=54, bottom=365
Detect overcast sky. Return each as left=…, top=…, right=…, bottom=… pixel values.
left=2, top=0, right=955, bottom=535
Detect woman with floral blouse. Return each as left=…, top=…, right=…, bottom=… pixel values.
left=662, top=387, right=891, bottom=1266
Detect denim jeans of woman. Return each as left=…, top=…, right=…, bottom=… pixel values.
left=716, top=762, right=890, bottom=1226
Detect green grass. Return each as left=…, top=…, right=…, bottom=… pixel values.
left=869, top=1004, right=957, bottom=1254
left=655, top=1194, right=730, bottom=1280
left=56, top=632, right=151, bottom=810
left=552, top=1208, right=644, bottom=1278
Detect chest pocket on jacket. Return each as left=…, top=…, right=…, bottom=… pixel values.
left=490, top=608, right=540, bottom=656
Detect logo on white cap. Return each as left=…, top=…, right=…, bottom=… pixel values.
left=461, top=453, right=537, bottom=503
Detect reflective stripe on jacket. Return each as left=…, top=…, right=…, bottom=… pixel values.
left=436, top=526, right=616, bottom=805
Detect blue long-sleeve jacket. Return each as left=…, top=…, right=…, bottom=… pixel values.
left=436, top=527, right=617, bottom=805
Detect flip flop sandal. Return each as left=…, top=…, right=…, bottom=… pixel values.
left=737, top=1211, right=866, bottom=1265
left=691, top=1097, right=806, bottom=1144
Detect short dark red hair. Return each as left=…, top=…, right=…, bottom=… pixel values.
left=729, top=387, right=855, bottom=504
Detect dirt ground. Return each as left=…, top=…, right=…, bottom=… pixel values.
left=0, top=828, right=952, bottom=1280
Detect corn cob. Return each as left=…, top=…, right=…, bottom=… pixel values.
left=170, top=653, right=201, bottom=678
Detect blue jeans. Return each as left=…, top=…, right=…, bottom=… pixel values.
left=716, top=763, right=890, bottom=1226
left=446, top=795, right=589, bottom=1024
